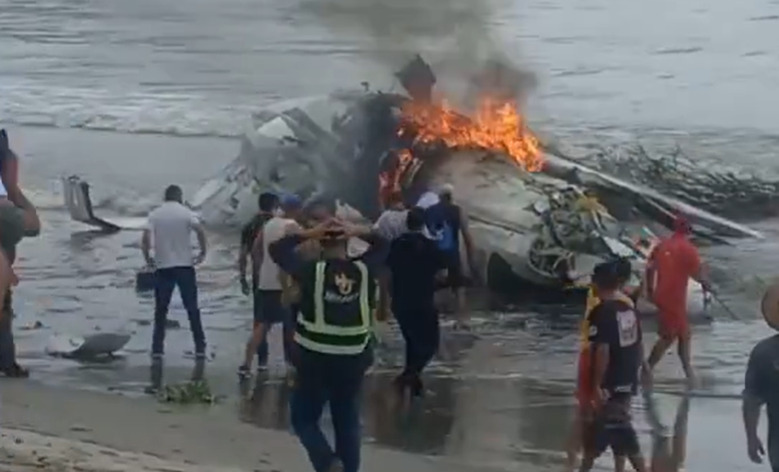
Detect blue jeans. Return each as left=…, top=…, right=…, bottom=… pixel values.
left=152, top=266, right=205, bottom=356
left=290, top=348, right=368, bottom=472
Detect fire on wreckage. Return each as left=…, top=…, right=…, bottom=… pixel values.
left=61, top=55, right=760, bottom=318
left=379, top=86, right=621, bottom=289
left=379, top=57, right=734, bottom=287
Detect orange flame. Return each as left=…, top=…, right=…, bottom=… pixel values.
left=379, top=148, right=415, bottom=205
left=399, top=98, right=544, bottom=172
left=378, top=97, right=544, bottom=209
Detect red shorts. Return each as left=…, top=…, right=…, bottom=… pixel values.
left=657, top=306, right=690, bottom=340
left=575, top=348, right=593, bottom=410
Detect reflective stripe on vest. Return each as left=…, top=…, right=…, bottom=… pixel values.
left=295, top=260, right=371, bottom=355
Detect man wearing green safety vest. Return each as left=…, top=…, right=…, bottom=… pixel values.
left=268, top=215, right=387, bottom=472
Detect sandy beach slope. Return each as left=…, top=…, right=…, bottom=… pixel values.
left=0, top=380, right=527, bottom=472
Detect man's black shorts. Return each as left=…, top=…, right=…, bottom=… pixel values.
left=584, top=397, right=640, bottom=458
left=436, top=251, right=463, bottom=290
left=253, top=290, right=289, bottom=324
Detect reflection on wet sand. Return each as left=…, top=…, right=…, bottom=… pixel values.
left=239, top=372, right=293, bottom=431
left=135, top=331, right=711, bottom=471
left=237, top=336, right=578, bottom=468
left=650, top=395, right=690, bottom=472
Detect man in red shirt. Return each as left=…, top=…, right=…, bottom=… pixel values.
left=645, top=215, right=710, bottom=385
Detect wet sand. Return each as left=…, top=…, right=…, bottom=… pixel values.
left=0, top=330, right=767, bottom=472
left=0, top=379, right=544, bottom=472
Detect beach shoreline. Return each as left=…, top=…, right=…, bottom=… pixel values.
left=0, top=379, right=530, bottom=472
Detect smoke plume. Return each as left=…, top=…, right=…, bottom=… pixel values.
left=296, top=0, right=536, bottom=107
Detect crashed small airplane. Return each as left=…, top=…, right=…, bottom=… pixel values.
left=62, top=55, right=761, bottom=320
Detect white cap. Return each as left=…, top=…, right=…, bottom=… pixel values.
left=437, top=183, right=454, bottom=196
left=416, top=191, right=439, bottom=209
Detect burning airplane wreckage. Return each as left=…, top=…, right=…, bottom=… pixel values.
left=64, top=55, right=761, bottom=318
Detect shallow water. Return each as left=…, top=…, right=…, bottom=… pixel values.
left=2, top=0, right=779, bottom=469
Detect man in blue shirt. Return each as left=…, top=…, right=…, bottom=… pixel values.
left=422, top=184, right=476, bottom=329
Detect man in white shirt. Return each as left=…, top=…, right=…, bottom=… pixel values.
left=141, top=185, right=207, bottom=359
left=239, top=194, right=302, bottom=375
left=373, top=192, right=408, bottom=241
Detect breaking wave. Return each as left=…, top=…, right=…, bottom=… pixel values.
left=0, top=85, right=251, bottom=138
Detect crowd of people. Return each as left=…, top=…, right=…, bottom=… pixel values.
left=2, top=124, right=778, bottom=472
left=127, top=180, right=779, bottom=472
left=142, top=183, right=473, bottom=472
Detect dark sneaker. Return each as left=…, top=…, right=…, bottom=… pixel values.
left=238, top=365, right=250, bottom=378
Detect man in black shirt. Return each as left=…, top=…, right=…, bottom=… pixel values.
left=580, top=261, right=650, bottom=472
left=386, top=207, right=447, bottom=398
left=238, top=192, right=278, bottom=367
left=742, top=282, right=779, bottom=472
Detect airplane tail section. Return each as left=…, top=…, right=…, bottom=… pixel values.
left=61, top=175, right=122, bottom=232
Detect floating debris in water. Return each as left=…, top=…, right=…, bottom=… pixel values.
left=568, top=141, right=779, bottom=220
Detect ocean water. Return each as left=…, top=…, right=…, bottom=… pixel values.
left=2, top=0, right=779, bottom=470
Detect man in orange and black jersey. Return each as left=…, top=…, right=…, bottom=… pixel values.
left=565, top=258, right=638, bottom=471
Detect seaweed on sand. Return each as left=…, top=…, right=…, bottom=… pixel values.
left=156, top=379, right=219, bottom=405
